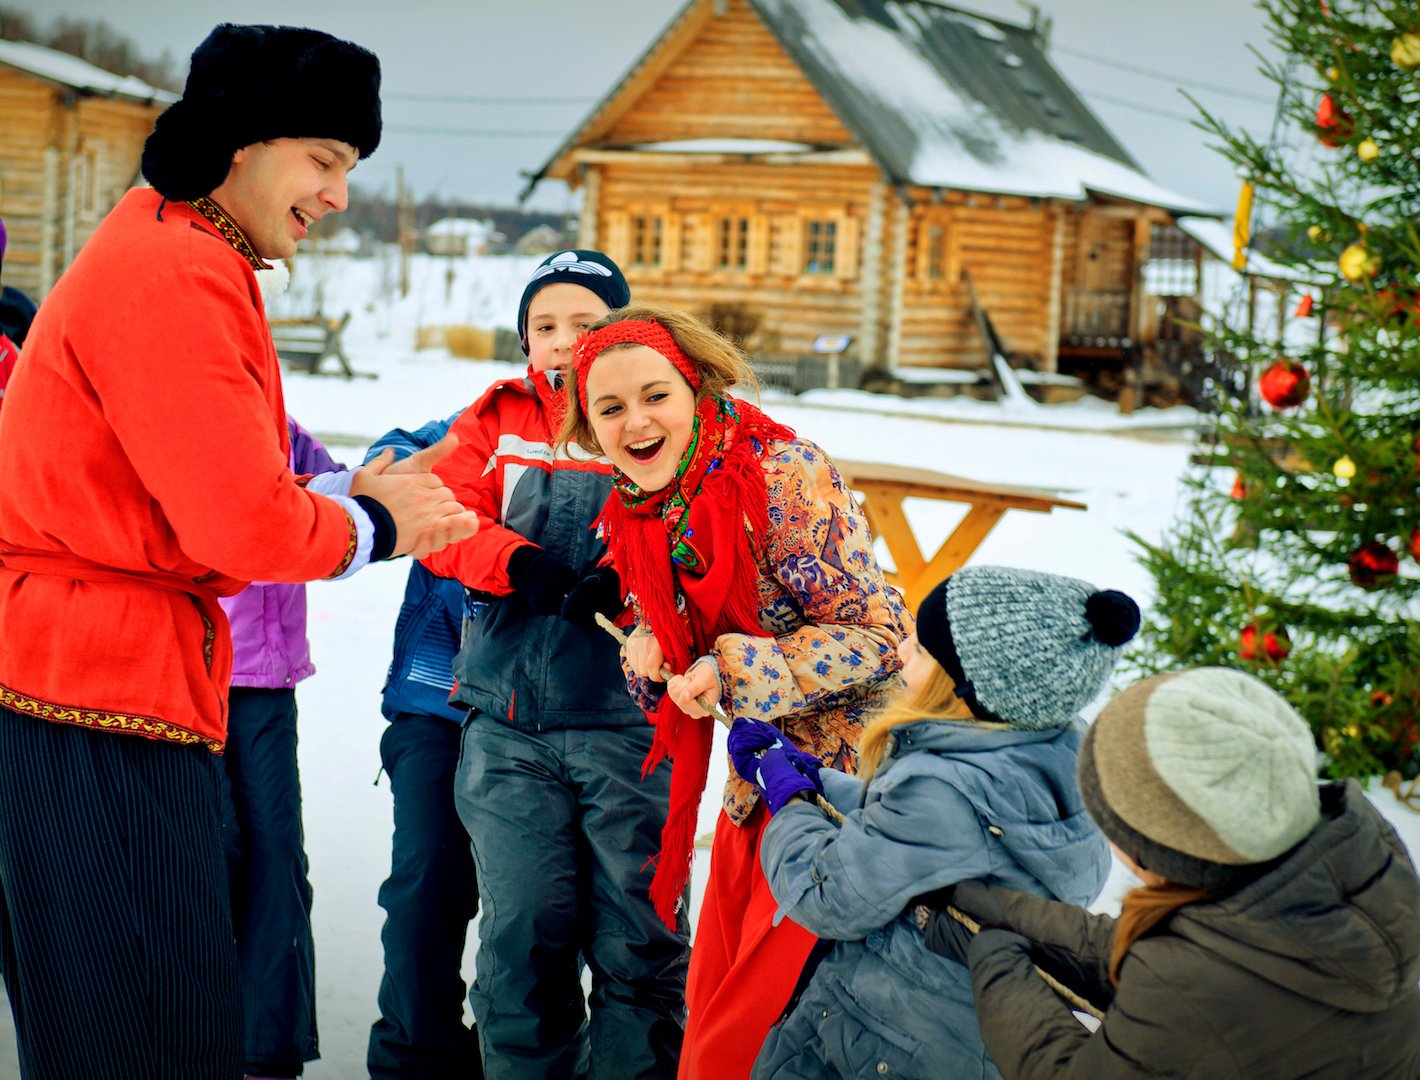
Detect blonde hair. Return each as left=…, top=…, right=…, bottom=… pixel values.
left=557, top=302, right=760, bottom=456
left=857, top=652, right=1004, bottom=784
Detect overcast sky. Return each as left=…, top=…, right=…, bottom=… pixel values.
left=9, top=0, right=1281, bottom=215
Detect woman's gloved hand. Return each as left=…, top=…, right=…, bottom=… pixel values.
left=726, top=718, right=825, bottom=814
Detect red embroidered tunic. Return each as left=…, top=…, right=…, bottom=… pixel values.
left=0, top=189, right=356, bottom=751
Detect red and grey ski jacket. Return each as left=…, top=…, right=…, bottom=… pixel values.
left=423, top=372, right=645, bottom=731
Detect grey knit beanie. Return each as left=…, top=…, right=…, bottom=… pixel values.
left=1077, top=668, right=1321, bottom=890
left=915, top=565, right=1140, bottom=730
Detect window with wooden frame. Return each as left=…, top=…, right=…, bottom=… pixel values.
left=803, top=218, right=837, bottom=274
left=630, top=215, right=663, bottom=267
left=1143, top=223, right=1200, bottom=297
left=717, top=216, right=750, bottom=270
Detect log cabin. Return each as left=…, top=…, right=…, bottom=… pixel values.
left=0, top=39, right=173, bottom=302
left=523, top=0, right=1224, bottom=405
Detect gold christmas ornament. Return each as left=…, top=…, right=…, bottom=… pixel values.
left=1339, top=243, right=1380, bottom=281
left=1307, top=224, right=1327, bottom=242
left=1326, top=65, right=1341, bottom=80
left=1358, top=139, right=1380, bottom=162
left=1391, top=32, right=1420, bottom=69
left=1333, top=455, right=1357, bottom=480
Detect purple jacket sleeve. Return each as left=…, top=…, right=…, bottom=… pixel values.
left=287, top=415, right=345, bottom=476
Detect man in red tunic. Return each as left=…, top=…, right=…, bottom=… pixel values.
left=0, top=217, right=18, bottom=411
left=0, top=25, right=476, bottom=1080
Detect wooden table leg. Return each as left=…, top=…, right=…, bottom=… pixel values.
left=902, top=504, right=1007, bottom=609
left=857, top=487, right=926, bottom=583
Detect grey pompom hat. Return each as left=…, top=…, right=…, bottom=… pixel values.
left=914, top=565, right=1140, bottom=730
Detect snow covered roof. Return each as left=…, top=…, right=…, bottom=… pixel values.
left=1177, top=216, right=1309, bottom=282
left=0, top=39, right=176, bottom=106
left=748, top=0, right=1214, bottom=211
left=425, top=218, right=494, bottom=238
left=524, top=0, right=1214, bottom=213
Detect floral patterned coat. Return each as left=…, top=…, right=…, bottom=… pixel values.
left=624, top=438, right=912, bottom=823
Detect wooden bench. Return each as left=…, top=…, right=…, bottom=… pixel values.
left=835, top=459, right=1087, bottom=609
left=269, top=312, right=371, bottom=378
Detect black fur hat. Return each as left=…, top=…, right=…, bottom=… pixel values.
left=142, top=24, right=382, bottom=202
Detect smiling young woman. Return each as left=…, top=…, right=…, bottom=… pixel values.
left=559, top=303, right=911, bottom=1080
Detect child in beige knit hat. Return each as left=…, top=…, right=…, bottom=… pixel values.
left=921, top=666, right=1420, bottom=1079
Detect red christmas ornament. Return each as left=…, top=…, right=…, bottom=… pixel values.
left=1377, top=287, right=1420, bottom=325
left=1258, top=360, right=1311, bottom=409
left=1294, top=294, right=1315, bottom=317
left=1316, top=93, right=1354, bottom=147
left=1230, top=473, right=1247, bottom=499
left=1348, top=541, right=1399, bottom=589
left=1239, top=623, right=1292, bottom=662
left=1371, top=690, right=1394, bottom=708
left=1409, top=526, right=1420, bottom=564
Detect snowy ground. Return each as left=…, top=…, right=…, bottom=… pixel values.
left=2, top=251, right=1416, bottom=1079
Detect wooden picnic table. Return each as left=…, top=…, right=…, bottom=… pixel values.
left=834, top=459, right=1087, bottom=610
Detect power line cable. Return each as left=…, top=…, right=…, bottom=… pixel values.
left=1052, top=43, right=1276, bottom=105
left=1076, top=88, right=1205, bottom=124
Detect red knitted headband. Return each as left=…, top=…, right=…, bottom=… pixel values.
left=573, top=319, right=701, bottom=411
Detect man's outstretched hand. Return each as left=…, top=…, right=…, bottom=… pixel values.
left=352, top=433, right=478, bottom=558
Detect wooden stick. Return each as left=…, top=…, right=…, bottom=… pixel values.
left=593, top=612, right=845, bottom=824
left=594, top=613, right=729, bottom=723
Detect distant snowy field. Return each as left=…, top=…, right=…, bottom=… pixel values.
left=2, top=250, right=1415, bottom=1079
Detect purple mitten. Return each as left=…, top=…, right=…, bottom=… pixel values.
left=727, top=719, right=825, bottom=814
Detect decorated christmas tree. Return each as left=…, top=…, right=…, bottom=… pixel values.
left=1135, top=0, right=1420, bottom=796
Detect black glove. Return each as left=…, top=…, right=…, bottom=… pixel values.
left=920, top=905, right=976, bottom=966
left=913, top=883, right=958, bottom=911
left=560, top=566, right=624, bottom=628
left=506, top=545, right=578, bottom=616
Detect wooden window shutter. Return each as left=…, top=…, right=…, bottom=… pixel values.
left=775, top=216, right=804, bottom=277
left=836, top=216, right=860, bottom=280
left=603, top=212, right=631, bottom=268
left=663, top=211, right=683, bottom=272
left=749, top=214, right=770, bottom=274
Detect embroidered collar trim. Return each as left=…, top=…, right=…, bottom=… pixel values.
left=188, top=197, right=272, bottom=271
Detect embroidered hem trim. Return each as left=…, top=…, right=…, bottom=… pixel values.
left=0, top=683, right=223, bottom=754
left=188, top=196, right=272, bottom=271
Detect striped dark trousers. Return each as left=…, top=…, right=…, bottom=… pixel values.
left=0, top=704, right=243, bottom=1079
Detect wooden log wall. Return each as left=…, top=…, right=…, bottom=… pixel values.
left=897, top=191, right=1055, bottom=371
left=0, top=67, right=57, bottom=299
left=0, top=65, right=159, bottom=299
left=593, top=157, right=880, bottom=358
left=598, top=0, right=855, bottom=148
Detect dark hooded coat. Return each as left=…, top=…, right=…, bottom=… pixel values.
left=951, top=780, right=1420, bottom=1079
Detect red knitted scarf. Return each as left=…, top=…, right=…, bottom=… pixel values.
left=599, top=393, right=795, bottom=926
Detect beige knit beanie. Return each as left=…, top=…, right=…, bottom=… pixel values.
left=1077, top=667, right=1321, bottom=890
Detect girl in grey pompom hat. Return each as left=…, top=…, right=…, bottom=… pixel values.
left=920, top=667, right=1420, bottom=1079
left=738, top=565, right=1138, bottom=1080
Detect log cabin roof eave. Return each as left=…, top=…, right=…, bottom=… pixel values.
left=519, top=0, right=704, bottom=202
left=0, top=61, right=158, bottom=108
left=0, top=45, right=175, bottom=108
